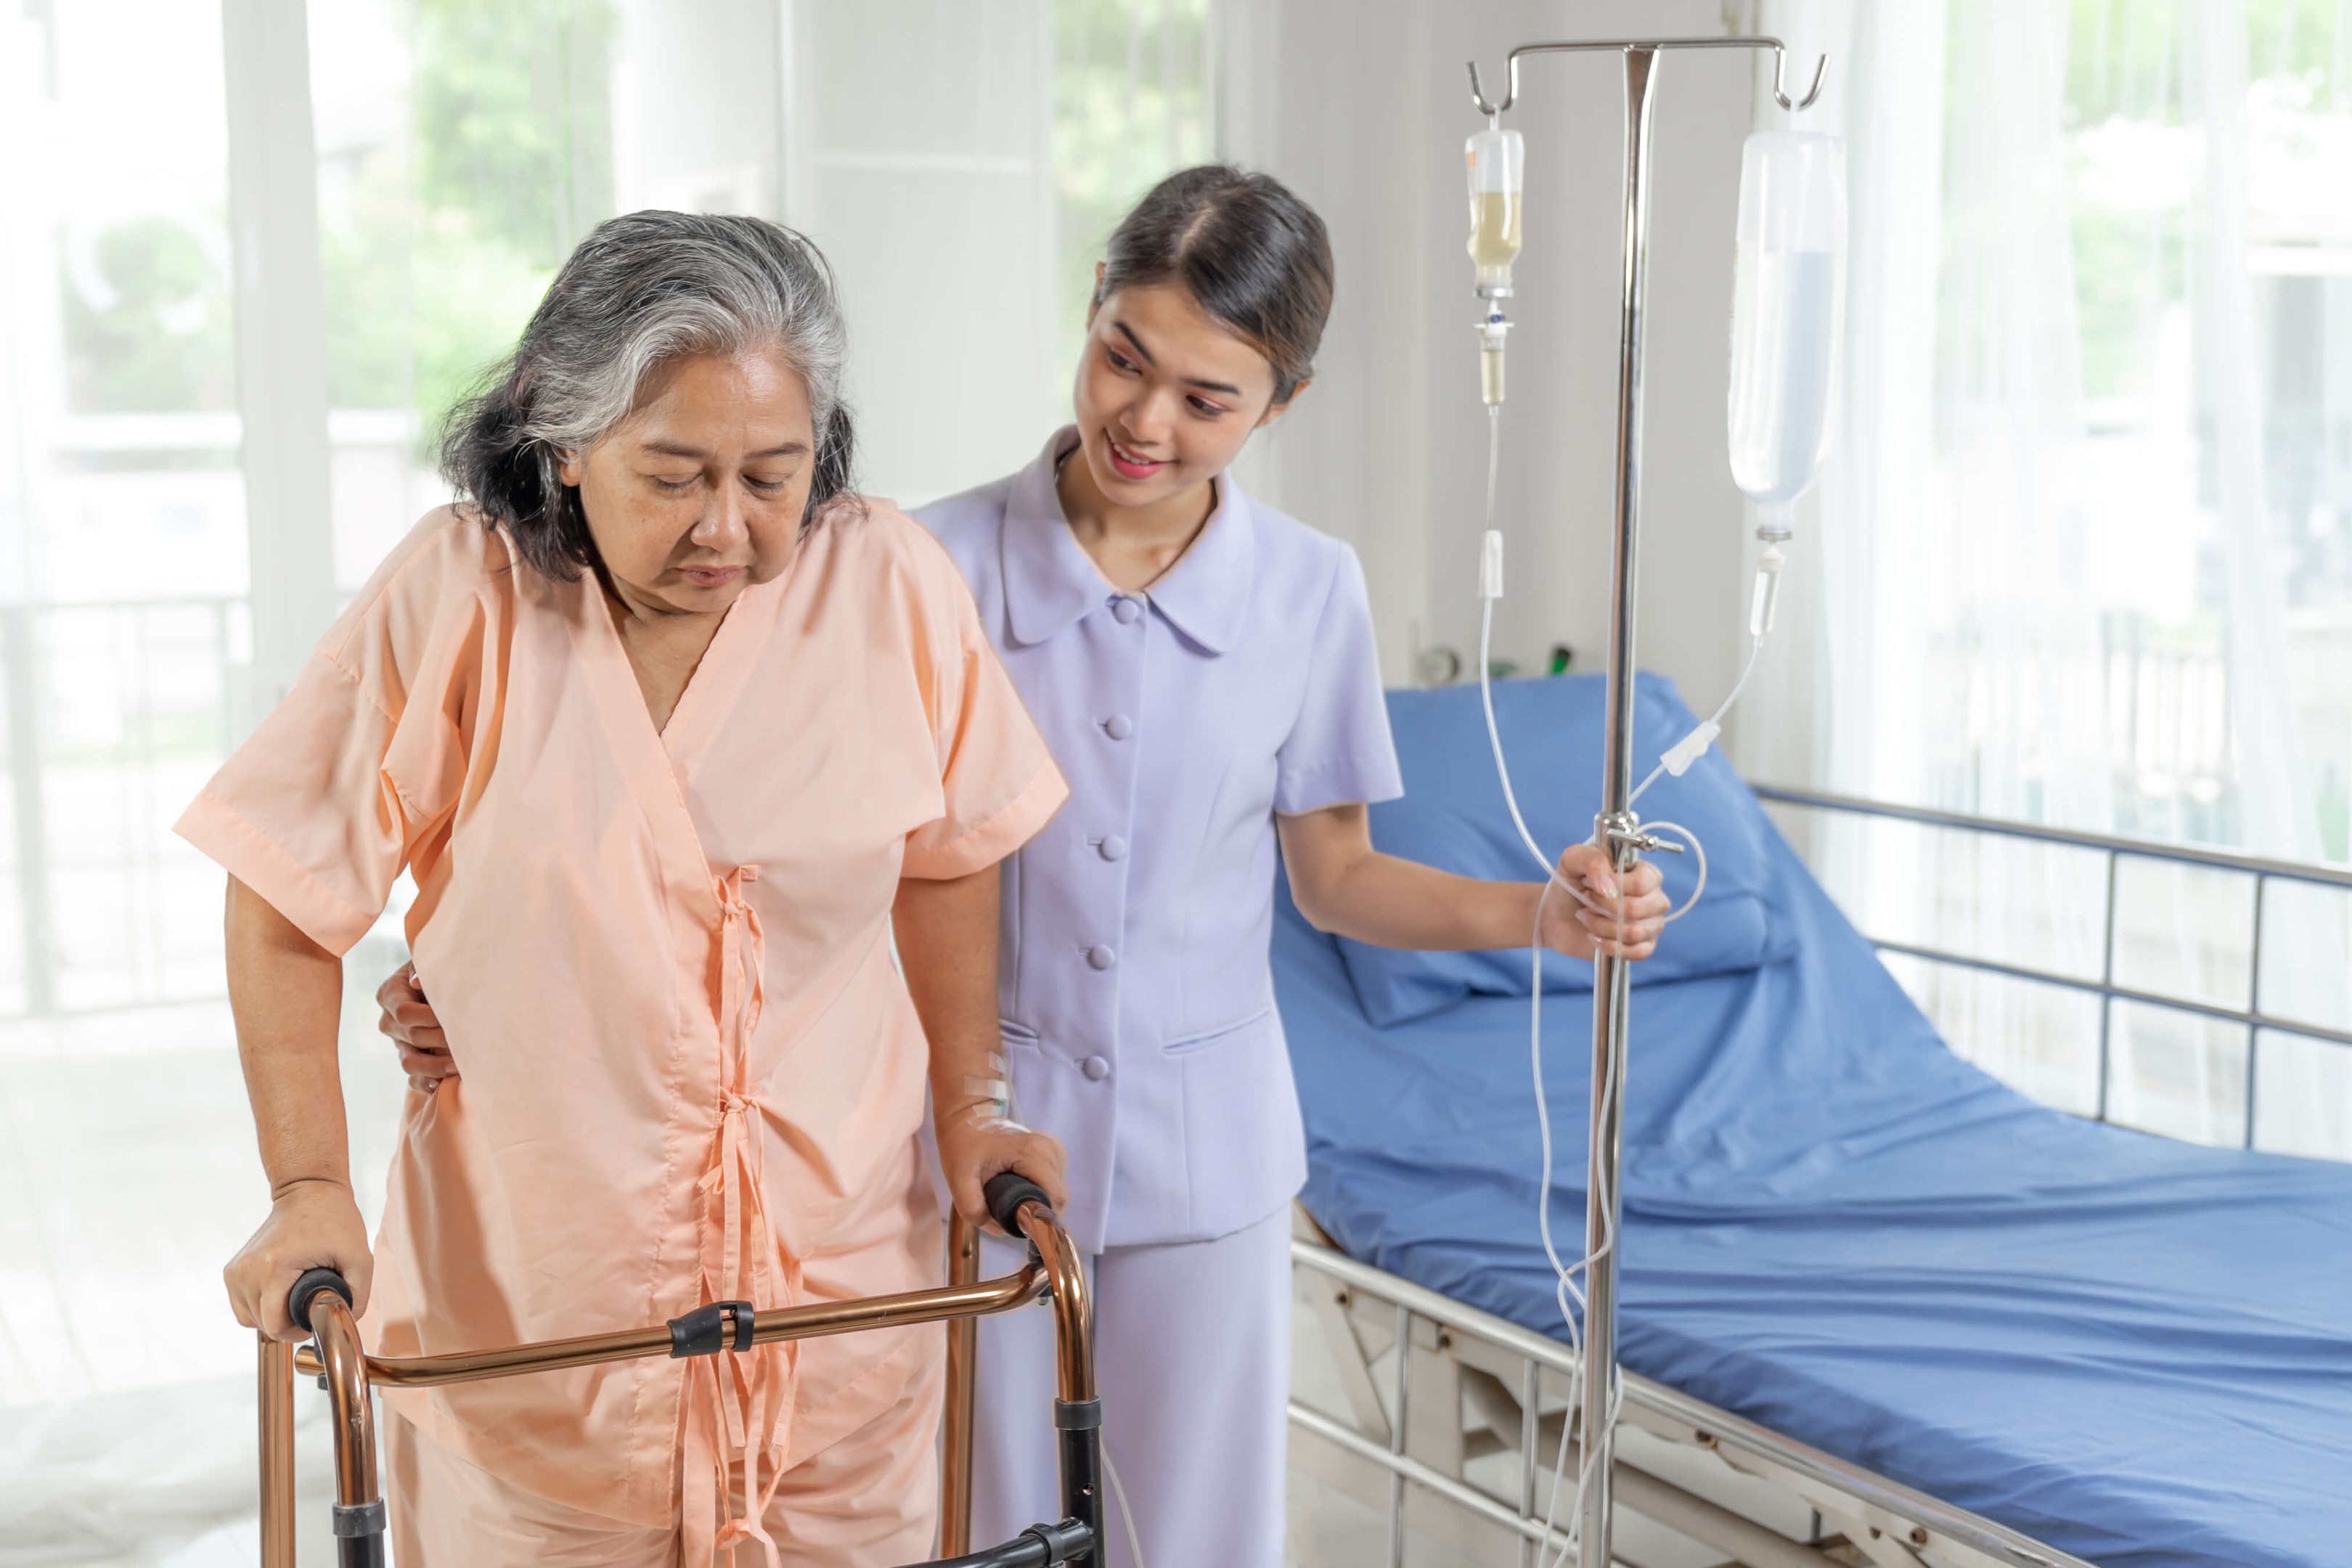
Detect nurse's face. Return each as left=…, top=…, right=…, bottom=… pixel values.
left=560, top=346, right=814, bottom=615
left=1069, top=281, right=1299, bottom=510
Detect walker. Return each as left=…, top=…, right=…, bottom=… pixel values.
left=257, top=1174, right=1101, bottom=1567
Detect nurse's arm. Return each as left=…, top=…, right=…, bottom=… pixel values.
left=894, top=865, right=1071, bottom=1230
left=1278, top=803, right=1670, bottom=960
left=221, top=875, right=374, bottom=1342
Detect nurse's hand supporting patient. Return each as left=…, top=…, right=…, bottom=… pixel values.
left=1278, top=803, right=1671, bottom=960
left=377, top=961, right=456, bottom=1091
left=895, top=864, right=1071, bottom=1232
left=221, top=875, right=375, bottom=1341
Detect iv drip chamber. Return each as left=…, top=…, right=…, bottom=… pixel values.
left=1466, top=124, right=1524, bottom=289
left=1466, top=123, right=1524, bottom=406
left=1726, top=130, right=1845, bottom=539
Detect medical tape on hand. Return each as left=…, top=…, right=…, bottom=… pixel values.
left=961, top=1102, right=1029, bottom=1134
left=961, top=1051, right=1013, bottom=1124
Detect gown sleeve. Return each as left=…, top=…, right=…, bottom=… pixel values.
left=900, top=531, right=1069, bottom=881
left=1275, top=541, right=1405, bottom=815
left=173, top=513, right=489, bottom=955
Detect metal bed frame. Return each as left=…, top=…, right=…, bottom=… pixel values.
left=1289, top=784, right=2352, bottom=1567
left=259, top=1175, right=1093, bottom=1568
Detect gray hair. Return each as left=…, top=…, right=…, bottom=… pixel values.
left=441, top=210, right=857, bottom=581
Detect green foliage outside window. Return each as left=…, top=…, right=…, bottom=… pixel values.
left=319, top=0, right=614, bottom=444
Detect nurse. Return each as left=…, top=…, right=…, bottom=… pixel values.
left=186, top=212, right=1069, bottom=1566
left=922, top=166, right=1668, bottom=1567
left=382, top=171, right=1669, bottom=1565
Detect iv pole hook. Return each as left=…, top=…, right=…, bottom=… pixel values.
left=1769, top=48, right=1832, bottom=111
left=1466, top=38, right=1830, bottom=119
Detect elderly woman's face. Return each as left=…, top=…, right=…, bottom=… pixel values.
left=559, top=346, right=814, bottom=613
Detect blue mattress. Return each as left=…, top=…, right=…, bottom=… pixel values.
left=1275, top=678, right=2352, bottom=1568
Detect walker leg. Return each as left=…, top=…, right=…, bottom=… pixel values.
left=940, top=1209, right=982, bottom=1556
left=310, top=1294, right=386, bottom=1568
left=259, top=1333, right=296, bottom=1568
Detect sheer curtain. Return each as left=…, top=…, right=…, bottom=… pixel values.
left=1746, top=0, right=2352, bottom=1153
left=0, top=3, right=1212, bottom=1561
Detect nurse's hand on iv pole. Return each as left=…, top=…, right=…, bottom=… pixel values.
left=1545, top=843, right=1670, bottom=961
left=224, top=1177, right=374, bottom=1342
left=378, top=961, right=456, bottom=1092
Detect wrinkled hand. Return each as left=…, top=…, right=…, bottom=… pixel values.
left=377, top=962, right=456, bottom=1092
left=224, top=1178, right=372, bottom=1342
left=934, top=1103, right=1070, bottom=1238
left=1540, top=843, right=1670, bottom=960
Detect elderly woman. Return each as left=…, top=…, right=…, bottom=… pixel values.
left=177, top=213, right=1069, bottom=1566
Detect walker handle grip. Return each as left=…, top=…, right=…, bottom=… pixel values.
left=288, top=1267, right=355, bottom=1334
left=983, top=1172, right=1053, bottom=1236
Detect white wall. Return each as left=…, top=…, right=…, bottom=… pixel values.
left=1225, top=0, right=1752, bottom=715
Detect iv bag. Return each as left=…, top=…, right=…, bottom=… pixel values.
left=1726, top=131, right=1845, bottom=538
left=1466, top=126, right=1524, bottom=289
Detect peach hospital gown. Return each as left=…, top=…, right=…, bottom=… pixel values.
left=176, top=501, right=1066, bottom=1561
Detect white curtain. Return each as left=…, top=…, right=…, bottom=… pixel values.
left=1749, top=0, right=2352, bottom=1151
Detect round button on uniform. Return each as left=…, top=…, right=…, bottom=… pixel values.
left=1111, top=597, right=1142, bottom=624
left=1098, top=836, right=1129, bottom=862
left=1086, top=944, right=1117, bottom=971
left=1082, top=1055, right=1111, bottom=1082
left=1103, top=715, right=1134, bottom=740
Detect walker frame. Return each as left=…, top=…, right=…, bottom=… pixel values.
left=258, top=1173, right=1096, bottom=1567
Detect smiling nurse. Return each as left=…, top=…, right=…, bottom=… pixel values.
left=383, top=170, right=1669, bottom=1567
left=925, top=167, right=1675, bottom=1566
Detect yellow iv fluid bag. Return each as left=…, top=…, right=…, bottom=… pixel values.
left=1726, top=131, right=1845, bottom=538
left=1466, top=126, right=1524, bottom=289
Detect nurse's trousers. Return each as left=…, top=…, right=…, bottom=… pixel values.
left=971, top=1204, right=1293, bottom=1568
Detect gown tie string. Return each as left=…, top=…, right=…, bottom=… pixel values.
left=683, top=865, right=796, bottom=1566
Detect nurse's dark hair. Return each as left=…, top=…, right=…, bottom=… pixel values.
left=441, top=211, right=857, bottom=582
left=1095, top=165, right=1334, bottom=404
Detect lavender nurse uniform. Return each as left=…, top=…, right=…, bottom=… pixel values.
left=919, top=428, right=1402, bottom=1568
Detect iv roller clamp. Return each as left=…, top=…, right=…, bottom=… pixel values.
left=1463, top=35, right=1830, bottom=1568
left=258, top=1173, right=1098, bottom=1568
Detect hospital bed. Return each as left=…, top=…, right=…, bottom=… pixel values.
left=258, top=1175, right=1095, bottom=1568
left=1275, top=673, right=2352, bottom=1568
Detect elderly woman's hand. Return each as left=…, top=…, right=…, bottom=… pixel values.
left=378, top=962, right=457, bottom=1092
left=224, top=1177, right=374, bottom=1342
left=1542, top=843, right=1671, bottom=961
left=936, top=1104, right=1070, bottom=1238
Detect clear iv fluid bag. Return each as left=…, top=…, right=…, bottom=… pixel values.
left=1726, top=131, right=1845, bottom=536
left=1466, top=126, right=1524, bottom=288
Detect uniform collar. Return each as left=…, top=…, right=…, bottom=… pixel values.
left=1000, top=426, right=1254, bottom=656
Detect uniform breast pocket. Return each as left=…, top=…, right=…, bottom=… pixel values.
left=1161, top=1005, right=1275, bottom=1056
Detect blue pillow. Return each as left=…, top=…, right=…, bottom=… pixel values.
left=1334, top=672, right=1791, bottom=1025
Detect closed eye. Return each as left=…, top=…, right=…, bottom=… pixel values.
left=650, top=473, right=698, bottom=494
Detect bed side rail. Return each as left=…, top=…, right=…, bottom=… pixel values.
left=1754, top=783, right=2352, bottom=1148
left=1291, top=1237, right=2095, bottom=1568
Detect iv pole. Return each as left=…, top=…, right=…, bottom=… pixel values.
left=1465, top=36, right=1826, bottom=1567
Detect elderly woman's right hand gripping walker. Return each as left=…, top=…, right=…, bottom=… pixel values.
left=257, top=1174, right=1101, bottom=1568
